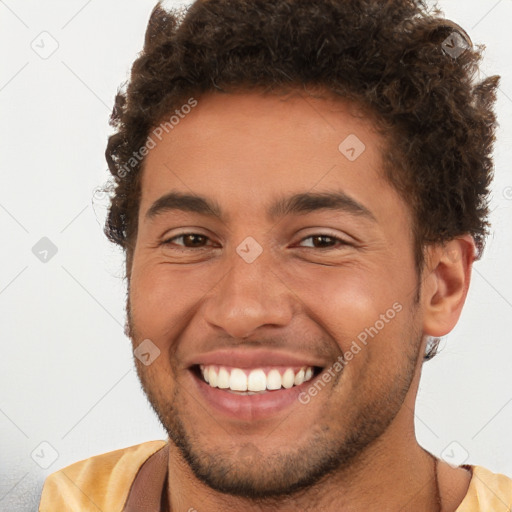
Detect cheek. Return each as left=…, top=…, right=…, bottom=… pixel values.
left=129, top=260, right=218, bottom=337
left=282, top=262, right=407, bottom=340
left=281, top=261, right=418, bottom=386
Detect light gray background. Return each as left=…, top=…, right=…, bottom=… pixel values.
left=1, top=0, right=511, bottom=510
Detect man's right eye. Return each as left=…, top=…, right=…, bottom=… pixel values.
left=161, top=233, right=214, bottom=248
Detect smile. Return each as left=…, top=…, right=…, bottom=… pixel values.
left=198, top=364, right=318, bottom=393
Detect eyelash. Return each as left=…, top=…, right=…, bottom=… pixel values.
left=161, top=233, right=350, bottom=250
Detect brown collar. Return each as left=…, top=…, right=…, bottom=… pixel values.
left=123, top=444, right=170, bottom=511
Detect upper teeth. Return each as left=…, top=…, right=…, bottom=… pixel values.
left=200, top=365, right=315, bottom=392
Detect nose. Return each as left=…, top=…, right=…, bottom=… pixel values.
left=202, top=243, right=294, bottom=340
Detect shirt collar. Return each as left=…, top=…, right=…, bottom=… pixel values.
left=123, top=443, right=169, bottom=511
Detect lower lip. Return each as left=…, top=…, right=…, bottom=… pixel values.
left=188, top=368, right=320, bottom=422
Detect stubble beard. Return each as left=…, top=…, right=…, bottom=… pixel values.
left=126, top=299, right=423, bottom=501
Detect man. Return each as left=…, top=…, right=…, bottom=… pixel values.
left=39, top=0, right=512, bottom=510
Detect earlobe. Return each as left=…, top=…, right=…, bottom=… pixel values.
left=422, top=235, right=475, bottom=337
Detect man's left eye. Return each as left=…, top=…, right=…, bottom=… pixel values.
left=297, top=234, right=349, bottom=249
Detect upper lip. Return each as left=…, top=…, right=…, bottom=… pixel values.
left=185, top=348, right=327, bottom=369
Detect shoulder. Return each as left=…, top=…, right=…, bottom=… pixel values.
left=456, top=465, right=512, bottom=512
left=39, top=439, right=168, bottom=512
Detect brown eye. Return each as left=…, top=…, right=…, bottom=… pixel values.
left=162, top=233, right=211, bottom=248
left=298, top=235, right=348, bottom=249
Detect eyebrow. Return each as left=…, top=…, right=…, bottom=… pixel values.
left=145, top=190, right=376, bottom=223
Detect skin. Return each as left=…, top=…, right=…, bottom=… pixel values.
left=127, top=90, right=474, bottom=511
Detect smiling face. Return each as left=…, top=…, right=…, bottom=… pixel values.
left=127, top=90, right=429, bottom=497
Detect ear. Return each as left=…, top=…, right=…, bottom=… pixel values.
left=422, top=235, right=476, bottom=337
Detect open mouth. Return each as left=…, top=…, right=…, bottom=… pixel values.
left=192, top=364, right=324, bottom=395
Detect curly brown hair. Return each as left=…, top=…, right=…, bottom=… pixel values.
left=104, top=0, right=500, bottom=359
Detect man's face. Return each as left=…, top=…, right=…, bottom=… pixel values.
left=127, top=91, right=427, bottom=497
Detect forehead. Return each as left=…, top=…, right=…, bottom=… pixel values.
left=139, top=90, right=407, bottom=225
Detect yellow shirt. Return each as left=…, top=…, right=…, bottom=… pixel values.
left=39, top=440, right=512, bottom=511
